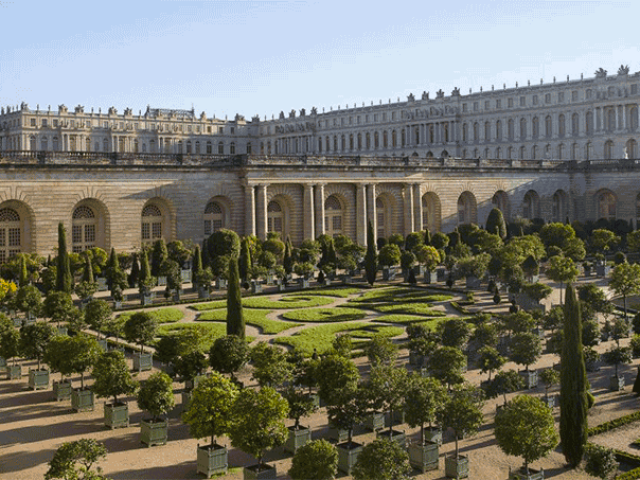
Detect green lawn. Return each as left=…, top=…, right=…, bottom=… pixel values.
left=295, top=287, right=362, bottom=298
left=282, top=307, right=367, bottom=323
left=190, top=300, right=228, bottom=311
left=372, top=303, right=447, bottom=316
left=117, top=307, right=184, bottom=324
left=155, top=322, right=229, bottom=351
left=241, top=295, right=336, bottom=309
left=373, top=314, right=429, bottom=324
left=198, top=308, right=300, bottom=334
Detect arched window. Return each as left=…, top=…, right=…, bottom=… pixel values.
left=195, top=141, right=200, bottom=154
left=484, top=122, right=491, bottom=141
left=217, top=142, right=224, bottom=154
left=552, top=191, right=568, bottom=222
left=422, top=193, right=441, bottom=232
left=324, top=195, right=343, bottom=237
left=72, top=205, right=96, bottom=253
left=53, top=137, right=60, bottom=151
left=604, top=140, right=614, bottom=160
left=558, top=114, right=565, bottom=137
left=382, top=131, right=388, bottom=149
left=357, top=133, right=362, bottom=150
left=29, top=136, right=36, bottom=151
left=532, top=117, right=539, bottom=138
left=365, top=132, right=371, bottom=150
left=520, top=118, right=527, bottom=140
left=246, top=142, right=252, bottom=154
left=376, top=197, right=387, bottom=240
left=133, top=139, right=138, bottom=153
left=495, top=147, right=501, bottom=159
left=630, top=107, right=639, bottom=131
left=41, top=137, right=48, bottom=151
left=141, top=204, right=163, bottom=246
left=267, top=201, right=284, bottom=235
left=545, top=116, right=552, bottom=138
left=586, top=111, right=594, bottom=135
left=492, top=191, right=509, bottom=219
left=508, top=119, right=514, bottom=140
left=462, top=124, right=468, bottom=142
left=373, top=132, right=379, bottom=149
left=473, top=123, right=479, bottom=142
left=341, top=135, right=346, bottom=151
left=0, top=208, right=21, bottom=263
left=204, top=201, right=224, bottom=236
left=523, top=191, right=539, bottom=219
left=532, top=145, right=538, bottom=160
left=186, top=141, right=192, bottom=154
left=350, top=134, right=354, bottom=150
left=598, top=191, right=616, bottom=220
left=457, top=192, right=477, bottom=225
left=626, top=139, right=637, bottom=159
left=607, top=109, right=616, bottom=132
left=572, top=113, right=579, bottom=136
left=495, top=120, right=502, bottom=141
left=230, top=142, right=235, bottom=154
left=206, top=141, right=212, bottom=154
left=520, top=145, right=526, bottom=160
left=557, top=144, right=564, bottom=160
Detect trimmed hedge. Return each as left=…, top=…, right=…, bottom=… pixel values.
left=588, top=411, right=640, bottom=437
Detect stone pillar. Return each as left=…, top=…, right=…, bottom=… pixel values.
left=403, top=183, right=414, bottom=236
left=255, top=184, right=267, bottom=240
left=356, top=183, right=367, bottom=246
left=413, top=183, right=423, bottom=232
left=244, top=184, right=256, bottom=237
left=366, top=183, right=377, bottom=243
left=303, top=183, right=315, bottom=240
left=314, top=183, right=325, bottom=238
left=623, top=105, right=627, bottom=131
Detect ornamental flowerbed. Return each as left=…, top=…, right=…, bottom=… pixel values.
left=241, top=295, right=335, bottom=309
left=373, top=303, right=447, bottom=316
left=281, top=307, right=366, bottom=323
left=198, top=308, right=300, bottom=334
left=117, top=308, right=184, bottom=325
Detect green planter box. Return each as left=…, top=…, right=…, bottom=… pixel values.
left=509, top=467, right=545, bottom=480
left=104, top=402, right=129, bottom=429
left=141, top=294, right=153, bottom=306
left=28, top=369, right=50, bottom=390
left=185, top=374, right=207, bottom=391
left=71, top=389, right=95, bottom=412
left=519, top=369, right=538, bottom=389
left=284, top=425, right=312, bottom=454
left=7, top=364, right=21, bottom=380
left=197, top=287, right=211, bottom=299
left=408, top=441, right=440, bottom=473
left=376, top=429, right=406, bottom=447
left=56, top=326, right=68, bottom=336
left=97, top=339, right=108, bottom=351
left=386, top=410, right=405, bottom=427
left=363, top=412, right=385, bottom=432
left=424, top=426, right=443, bottom=446
left=337, top=442, right=363, bottom=475
left=197, top=444, right=228, bottom=478
left=445, top=455, right=469, bottom=479
left=0, top=356, right=6, bottom=370
left=424, top=270, right=437, bottom=284
left=53, top=380, right=72, bottom=401
left=141, top=418, right=168, bottom=446
left=610, top=374, right=625, bottom=391
left=133, top=352, right=153, bottom=372
left=326, top=424, right=349, bottom=443
left=243, top=463, right=277, bottom=480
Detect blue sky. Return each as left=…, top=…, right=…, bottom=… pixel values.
left=1, top=1, right=639, bottom=120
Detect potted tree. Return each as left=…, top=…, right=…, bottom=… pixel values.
left=182, top=372, right=239, bottom=477
left=404, top=374, right=448, bottom=472
left=174, top=350, right=209, bottom=409
left=438, top=384, right=485, bottom=479
left=45, top=438, right=108, bottom=480
left=603, top=346, right=632, bottom=391
left=0, top=326, right=21, bottom=380
left=68, top=334, right=101, bottom=412
left=123, top=311, right=157, bottom=372
left=229, top=386, right=289, bottom=480
left=43, top=291, right=80, bottom=336
left=194, top=267, right=214, bottom=300
left=208, top=334, right=250, bottom=384
left=478, top=346, right=506, bottom=382
left=15, top=284, right=42, bottom=327
left=91, top=350, right=138, bottom=429
left=83, top=299, right=112, bottom=350
left=366, top=365, right=408, bottom=445
left=495, top=395, right=559, bottom=480
left=20, top=322, right=55, bottom=390
left=483, top=370, right=525, bottom=409
left=415, top=245, right=441, bottom=284
left=352, top=438, right=412, bottom=480
left=539, top=368, right=560, bottom=409
left=282, top=386, right=317, bottom=453
left=509, top=332, right=542, bottom=389
left=137, top=371, right=175, bottom=446
left=379, top=244, right=401, bottom=281
left=288, top=439, right=338, bottom=480
left=44, top=335, right=74, bottom=401
left=327, top=385, right=368, bottom=475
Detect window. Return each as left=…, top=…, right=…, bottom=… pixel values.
left=376, top=197, right=387, bottom=240
left=545, top=94, right=551, bottom=104
left=30, top=118, right=36, bottom=126
left=267, top=201, right=284, bottom=235
left=218, top=142, right=224, bottom=154
left=632, top=85, right=638, bottom=95
left=72, top=205, right=97, bottom=253
left=484, top=101, right=490, bottom=110
left=558, top=115, right=566, bottom=137
left=496, top=99, right=501, bottom=109
left=520, top=96, right=526, bottom=107
left=324, top=195, right=343, bottom=237
left=598, top=191, right=616, bottom=220
left=0, top=208, right=21, bottom=263
left=523, top=191, right=539, bottom=219
left=42, top=119, right=48, bottom=127
left=558, top=92, right=565, bottom=103
left=533, top=95, right=538, bottom=105
left=572, top=91, right=578, bottom=101
left=508, top=98, right=514, bottom=108
left=204, top=201, right=224, bottom=236
left=473, top=102, right=479, bottom=112
left=141, top=204, right=163, bottom=245
left=206, top=141, right=212, bottom=154
left=462, top=103, right=467, bottom=112
left=230, top=142, right=235, bottom=154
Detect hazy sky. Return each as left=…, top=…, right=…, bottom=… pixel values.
left=1, top=1, right=639, bottom=120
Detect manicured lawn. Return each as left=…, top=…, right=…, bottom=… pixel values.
left=298, top=287, right=363, bottom=298
left=373, top=303, right=447, bottom=316
left=282, top=306, right=367, bottom=323
left=190, top=300, right=228, bottom=311
left=117, top=307, right=184, bottom=324
left=155, top=322, right=229, bottom=351
left=242, top=295, right=336, bottom=309
left=198, top=308, right=300, bottom=334
left=373, top=314, right=430, bottom=324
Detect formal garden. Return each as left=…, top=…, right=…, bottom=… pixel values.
left=2, top=211, right=640, bottom=479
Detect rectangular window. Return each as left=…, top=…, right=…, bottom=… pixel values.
left=152, top=222, right=162, bottom=239
left=72, top=225, right=82, bottom=244
left=572, top=90, right=578, bottom=101
left=142, top=223, right=150, bottom=240
left=632, top=84, right=638, bottom=95
left=382, top=113, right=387, bottom=121
left=204, top=220, right=212, bottom=237
left=333, top=216, right=342, bottom=231
left=30, top=118, right=36, bottom=126
left=533, top=95, right=538, bottom=105
left=365, top=114, right=369, bottom=123
left=218, top=127, right=224, bottom=134
left=391, top=112, right=396, bottom=120
left=520, top=96, right=526, bottom=106
left=42, top=119, right=48, bottom=127
left=473, top=102, right=479, bottom=112
left=558, top=92, right=565, bottom=103
left=357, top=116, right=361, bottom=124
left=496, top=99, right=501, bottom=109
left=462, top=103, right=467, bottom=112
left=104, top=121, right=108, bottom=128
left=8, top=228, right=20, bottom=247
left=508, top=98, right=514, bottom=108
left=484, top=101, right=490, bottom=110
left=84, top=225, right=96, bottom=243
left=545, top=93, right=551, bottom=104
left=207, top=126, right=212, bottom=133
left=374, top=114, right=378, bottom=122
left=230, top=127, right=235, bottom=134
left=188, top=125, right=192, bottom=132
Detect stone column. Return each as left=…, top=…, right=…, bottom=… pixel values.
left=623, top=105, right=627, bottom=132
left=255, top=184, right=267, bottom=240
left=356, top=183, right=367, bottom=245
left=413, top=183, right=423, bottom=232
left=403, top=183, right=414, bottom=236
left=314, top=183, right=325, bottom=238
left=244, top=184, right=256, bottom=237
left=303, top=183, right=315, bottom=240
left=366, top=183, right=377, bottom=243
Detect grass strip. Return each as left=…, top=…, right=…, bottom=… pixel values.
left=373, top=303, right=446, bottom=316
left=198, top=308, right=300, bottom=334
left=282, top=307, right=367, bottom=323
left=190, top=300, right=228, bottom=311
left=242, top=295, right=335, bottom=309
left=117, top=307, right=184, bottom=324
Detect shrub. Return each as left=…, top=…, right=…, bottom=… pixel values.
left=584, top=443, right=618, bottom=479
left=288, top=439, right=338, bottom=480
left=352, top=438, right=411, bottom=480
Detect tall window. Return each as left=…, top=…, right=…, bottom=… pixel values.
left=523, top=191, right=539, bottom=219
left=552, top=191, right=567, bottom=222
left=457, top=192, right=476, bottom=225
left=141, top=204, right=163, bottom=245
left=72, top=206, right=96, bottom=253
left=0, top=208, right=21, bottom=263
left=324, top=195, right=343, bottom=237
left=376, top=198, right=386, bottom=240
left=598, top=191, right=616, bottom=220
left=204, top=201, right=224, bottom=236
left=267, top=201, right=284, bottom=236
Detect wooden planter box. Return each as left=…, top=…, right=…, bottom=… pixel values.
left=113, top=301, right=123, bottom=310
left=7, top=364, right=21, bottom=380
left=326, top=424, right=349, bottom=443
left=197, top=444, right=228, bottom=477
left=586, top=359, right=601, bottom=372
left=0, top=356, right=6, bottom=370
left=182, top=390, right=192, bottom=413
left=382, top=267, right=397, bottom=281
left=596, top=264, right=611, bottom=278
left=157, top=276, right=167, bottom=286
left=409, top=441, right=440, bottom=473
left=445, top=454, right=469, bottom=479
left=198, top=287, right=211, bottom=299
left=104, top=402, right=129, bottom=429
left=133, top=352, right=153, bottom=372
left=28, top=369, right=50, bottom=390
left=141, top=418, right=168, bottom=446
left=386, top=410, right=405, bottom=427
left=519, top=369, right=538, bottom=389
left=181, top=269, right=192, bottom=284
left=53, top=380, right=72, bottom=401
left=215, top=278, right=227, bottom=290
left=424, top=270, right=438, bottom=284
left=362, top=412, right=385, bottom=431
left=543, top=394, right=557, bottom=409
left=465, top=275, right=481, bottom=289
left=610, top=374, right=625, bottom=391
left=185, top=374, right=207, bottom=391
left=251, top=281, right=262, bottom=294
left=424, top=426, right=443, bottom=445
left=284, top=425, right=312, bottom=454
left=509, top=467, right=545, bottom=480
left=299, top=278, right=310, bottom=289
left=376, top=429, right=406, bottom=447
left=337, top=442, right=363, bottom=475
left=141, top=294, right=153, bottom=306
left=71, top=389, right=95, bottom=412
left=243, top=463, right=277, bottom=480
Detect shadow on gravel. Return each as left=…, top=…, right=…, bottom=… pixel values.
left=0, top=447, right=56, bottom=473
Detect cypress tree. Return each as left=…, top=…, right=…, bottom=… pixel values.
left=105, top=248, right=117, bottom=288
left=364, top=220, right=377, bottom=286
left=283, top=237, right=293, bottom=276
left=226, top=256, right=245, bottom=338
left=128, top=253, right=140, bottom=288
left=424, top=229, right=431, bottom=246
left=201, top=240, right=211, bottom=270
left=192, top=245, right=202, bottom=277
left=55, top=223, right=73, bottom=293
left=560, top=283, right=588, bottom=468
left=239, top=237, right=251, bottom=282
left=151, top=239, right=168, bottom=278
left=139, top=249, right=152, bottom=289
left=486, top=208, right=507, bottom=239
left=19, top=255, right=28, bottom=287
left=82, top=254, right=94, bottom=284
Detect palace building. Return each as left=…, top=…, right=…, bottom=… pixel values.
left=0, top=66, right=639, bottom=260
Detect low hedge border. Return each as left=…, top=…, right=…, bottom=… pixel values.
left=450, top=301, right=471, bottom=314
left=614, top=449, right=640, bottom=480
left=588, top=411, right=640, bottom=437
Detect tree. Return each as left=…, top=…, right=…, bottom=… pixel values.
left=55, top=223, right=73, bottom=294
left=365, top=365, right=408, bottom=437
left=91, top=350, right=137, bottom=405
left=137, top=249, right=155, bottom=295
left=283, top=386, right=317, bottom=429
left=45, top=438, right=108, bottom=480
left=19, top=322, right=55, bottom=370
left=122, top=312, right=157, bottom=353
left=484, top=369, right=525, bottom=405
left=602, top=346, right=632, bottom=377
left=288, top=439, right=338, bottom=480
left=316, top=354, right=360, bottom=407
left=239, top=237, right=252, bottom=282
left=363, top=335, right=397, bottom=366
left=560, top=283, right=588, bottom=468
left=15, top=284, right=42, bottom=320
left=478, top=346, right=505, bottom=381
left=364, top=220, right=377, bottom=286
left=352, top=438, right=411, bottom=480
left=0, top=326, right=20, bottom=367
left=545, top=255, right=579, bottom=303
left=182, top=372, right=239, bottom=447
left=44, top=291, right=81, bottom=329
left=150, top=239, right=169, bottom=278
left=137, top=371, right=175, bottom=422
left=439, top=318, right=471, bottom=349
left=84, top=299, right=113, bottom=341
left=427, top=346, right=466, bottom=388
left=414, top=245, right=441, bottom=271
left=326, top=383, right=367, bottom=446
left=494, top=394, right=559, bottom=475
left=584, top=444, right=619, bottom=479
left=509, top=332, right=542, bottom=371
left=226, top=256, right=245, bottom=338
left=404, top=375, right=448, bottom=445
left=209, top=335, right=249, bottom=381
left=250, top=342, right=292, bottom=388
left=486, top=208, right=507, bottom=239
left=378, top=244, right=401, bottom=268
left=128, top=252, right=140, bottom=288
left=229, top=386, right=289, bottom=467
left=174, top=351, right=208, bottom=386
left=67, top=334, right=101, bottom=389
left=283, top=236, right=294, bottom=277
left=437, top=384, right=484, bottom=461
left=609, top=262, right=640, bottom=319
left=539, top=367, right=560, bottom=401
